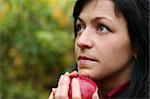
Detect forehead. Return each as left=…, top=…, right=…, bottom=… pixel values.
left=78, top=0, right=126, bottom=26
left=80, top=0, right=116, bottom=20
left=82, top=0, right=115, bottom=11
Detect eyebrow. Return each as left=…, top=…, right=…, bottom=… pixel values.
left=77, top=16, right=113, bottom=24
left=77, top=17, right=85, bottom=24
left=95, top=17, right=113, bottom=22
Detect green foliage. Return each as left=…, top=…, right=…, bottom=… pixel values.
left=0, top=0, right=76, bottom=98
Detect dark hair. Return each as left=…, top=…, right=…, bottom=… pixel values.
left=73, top=0, right=149, bottom=98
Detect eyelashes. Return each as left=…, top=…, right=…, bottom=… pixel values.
left=96, top=24, right=112, bottom=33
left=76, top=24, right=85, bottom=35
left=75, top=23, right=112, bottom=35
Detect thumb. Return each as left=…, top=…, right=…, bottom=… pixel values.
left=92, top=88, right=100, bottom=99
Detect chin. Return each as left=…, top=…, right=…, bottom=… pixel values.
left=79, top=70, right=103, bottom=81
left=79, top=69, right=97, bottom=79
left=79, top=69, right=90, bottom=76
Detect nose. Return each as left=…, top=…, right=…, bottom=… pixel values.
left=76, top=28, right=93, bottom=49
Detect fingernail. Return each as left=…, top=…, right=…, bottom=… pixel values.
left=60, top=75, right=64, bottom=81
left=71, top=71, right=78, bottom=76
left=72, top=78, right=78, bottom=83
left=52, top=88, right=56, bottom=95
left=52, top=88, right=56, bottom=92
left=64, top=75, right=69, bottom=81
left=64, top=72, right=69, bottom=75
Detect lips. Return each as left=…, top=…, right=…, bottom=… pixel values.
left=78, top=56, right=97, bottom=61
left=78, top=56, right=97, bottom=74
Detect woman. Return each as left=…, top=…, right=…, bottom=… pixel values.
left=49, top=0, right=149, bottom=98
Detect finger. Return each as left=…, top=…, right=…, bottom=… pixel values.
left=55, top=75, right=64, bottom=99
left=52, top=88, right=57, bottom=95
left=55, top=75, right=70, bottom=99
left=92, top=92, right=99, bottom=99
left=72, top=78, right=81, bottom=99
left=48, top=91, right=54, bottom=99
left=64, top=72, right=70, bottom=76
left=59, top=75, right=70, bottom=97
left=92, top=88, right=100, bottom=99
left=58, top=75, right=64, bottom=86
left=64, top=71, right=78, bottom=77
left=71, top=71, right=78, bottom=76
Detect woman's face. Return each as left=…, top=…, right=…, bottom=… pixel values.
left=75, top=0, right=134, bottom=81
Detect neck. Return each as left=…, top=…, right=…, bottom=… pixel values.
left=98, top=63, right=133, bottom=96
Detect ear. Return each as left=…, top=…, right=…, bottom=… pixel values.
left=133, top=49, right=138, bottom=59
left=134, top=53, right=138, bottom=59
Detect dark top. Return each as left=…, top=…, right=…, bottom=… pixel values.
left=103, top=81, right=130, bottom=99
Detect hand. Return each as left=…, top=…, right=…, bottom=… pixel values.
left=48, top=71, right=100, bottom=99
left=49, top=71, right=80, bottom=99
left=92, top=88, right=100, bottom=99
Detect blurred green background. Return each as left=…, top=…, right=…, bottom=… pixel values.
left=0, top=0, right=76, bottom=99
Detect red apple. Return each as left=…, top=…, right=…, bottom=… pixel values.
left=68, top=75, right=97, bottom=99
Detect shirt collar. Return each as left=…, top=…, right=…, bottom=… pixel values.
left=103, top=81, right=130, bottom=98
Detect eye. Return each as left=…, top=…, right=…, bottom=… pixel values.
left=76, top=24, right=85, bottom=35
left=97, top=24, right=111, bottom=33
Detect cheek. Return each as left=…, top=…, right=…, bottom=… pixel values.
left=95, top=37, right=134, bottom=76
left=106, top=45, right=132, bottom=63
left=74, top=43, right=79, bottom=60
left=110, top=41, right=133, bottom=63
left=100, top=34, right=133, bottom=61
